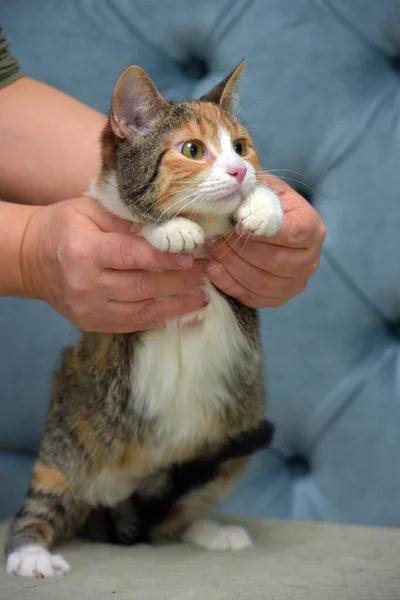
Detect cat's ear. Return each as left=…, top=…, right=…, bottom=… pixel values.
left=110, top=66, right=168, bottom=138
left=200, top=60, right=245, bottom=112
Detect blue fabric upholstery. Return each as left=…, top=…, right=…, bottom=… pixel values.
left=1, top=0, right=400, bottom=525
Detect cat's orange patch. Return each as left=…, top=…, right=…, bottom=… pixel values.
left=32, top=460, right=68, bottom=494
left=101, top=121, right=119, bottom=172
left=113, top=441, right=148, bottom=471
left=108, top=441, right=201, bottom=474
left=72, top=417, right=148, bottom=473
left=72, top=418, right=108, bottom=464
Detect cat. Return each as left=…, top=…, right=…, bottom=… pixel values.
left=5, top=61, right=283, bottom=578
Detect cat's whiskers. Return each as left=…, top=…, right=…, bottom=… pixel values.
left=157, top=190, right=204, bottom=221
left=133, top=184, right=192, bottom=220
left=128, top=175, right=198, bottom=213
left=258, top=168, right=309, bottom=178
left=174, top=189, right=214, bottom=221
left=186, top=191, right=219, bottom=222
left=123, top=186, right=157, bottom=215
left=119, top=175, right=161, bottom=206
left=211, top=222, right=253, bottom=261
left=198, top=182, right=236, bottom=193
left=137, top=178, right=202, bottom=220
left=156, top=178, right=235, bottom=222
left=255, top=170, right=325, bottom=201
left=234, top=225, right=253, bottom=259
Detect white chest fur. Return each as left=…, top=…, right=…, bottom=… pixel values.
left=131, top=282, right=248, bottom=451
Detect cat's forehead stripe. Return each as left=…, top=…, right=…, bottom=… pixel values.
left=218, top=127, right=235, bottom=155
left=175, top=102, right=239, bottom=151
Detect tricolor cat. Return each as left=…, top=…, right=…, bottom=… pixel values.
left=5, top=61, right=283, bottom=577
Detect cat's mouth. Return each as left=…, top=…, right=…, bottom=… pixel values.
left=218, top=188, right=244, bottom=203
left=218, top=184, right=254, bottom=206
left=215, top=191, right=243, bottom=212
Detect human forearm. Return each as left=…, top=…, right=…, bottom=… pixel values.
left=0, top=77, right=106, bottom=205
left=0, top=201, right=41, bottom=296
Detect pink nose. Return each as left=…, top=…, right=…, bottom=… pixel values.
left=227, top=164, right=247, bottom=184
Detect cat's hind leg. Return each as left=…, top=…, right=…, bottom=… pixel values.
left=151, top=457, right=253, bottom=551
left=182, top=518, right=252, bottom=551
left=5, top=459, right=89, bottom=577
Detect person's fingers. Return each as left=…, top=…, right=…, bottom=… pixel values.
left=206, top=259, right=303, bottom=308
left=263, top=203, right=322, bottom=249
left=99, top=264, right=205, bottom=302
left=95, top=232, right=195, bottom=271
left=207, top=234, right=319, bottom=278
left=78, top=195, right=143, bottom=235
left=108, top=287, right=208, bottom=329
left=205, top=261, right=247, bottom=299
left=206, top=248, right=304, bottom=299
left=252, top=174, right=326, bottom=249
left=207, top=238, right=269, bottom=294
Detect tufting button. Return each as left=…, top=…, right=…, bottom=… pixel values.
left=386, top=321, right=400, bottom=341
left=286, top=455, right=311, bottom=477
left=179, top=54, right=209, bottom=81
left=390, top=55, right=400, bottom=72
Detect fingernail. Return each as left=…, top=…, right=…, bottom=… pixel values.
left=207, top=262, right=223, bottom=279
left=175, top=254, right=194, bottom=268
left=130, top=222, right=143, bottom=234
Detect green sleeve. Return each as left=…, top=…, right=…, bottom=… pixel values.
left=0, top=26, right=23, bottom=89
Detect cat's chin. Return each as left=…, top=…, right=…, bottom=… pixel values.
left=212, top=182, right=258, bottom=215
left=202, top=192, right=243, bottom=217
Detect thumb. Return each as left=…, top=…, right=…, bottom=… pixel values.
left=81, top=194, right=144, bottom=235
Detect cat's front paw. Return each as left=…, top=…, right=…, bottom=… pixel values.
left=236, top=186, right=283, bottom=237
left=143, top=218, right=205, bottom=253
left=6, top=544, right=71, bottom=577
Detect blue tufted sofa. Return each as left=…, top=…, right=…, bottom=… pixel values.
left=1, top=0, right=400, bottom=526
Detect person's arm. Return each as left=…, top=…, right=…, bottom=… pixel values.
left=0, top=69, right=206, bottom=330
left=0, top=201, right=40, bottom=297
left=0, top=76, right=106, bottom=205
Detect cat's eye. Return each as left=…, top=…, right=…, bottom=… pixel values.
left=233, top=139, right=247, bottom=156
left=181, top=141, right=204, bottom=160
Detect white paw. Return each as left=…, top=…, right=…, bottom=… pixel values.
left=6, top=544, right=71, bottom=578
left=142, top=218, right=205, bottom=253
left=183, top=519, right=252, bottom=551
left=236, top=186, right=283, bottom=237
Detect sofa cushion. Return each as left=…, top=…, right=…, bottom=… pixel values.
left=1, top=0, right=399, bottom=525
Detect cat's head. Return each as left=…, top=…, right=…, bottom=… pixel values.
left=99, top=61, right=260, bottom=224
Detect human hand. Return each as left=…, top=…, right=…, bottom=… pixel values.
left=205, top=174, right=326, bottom=308
left=21, top=196, right=207, bottom=332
